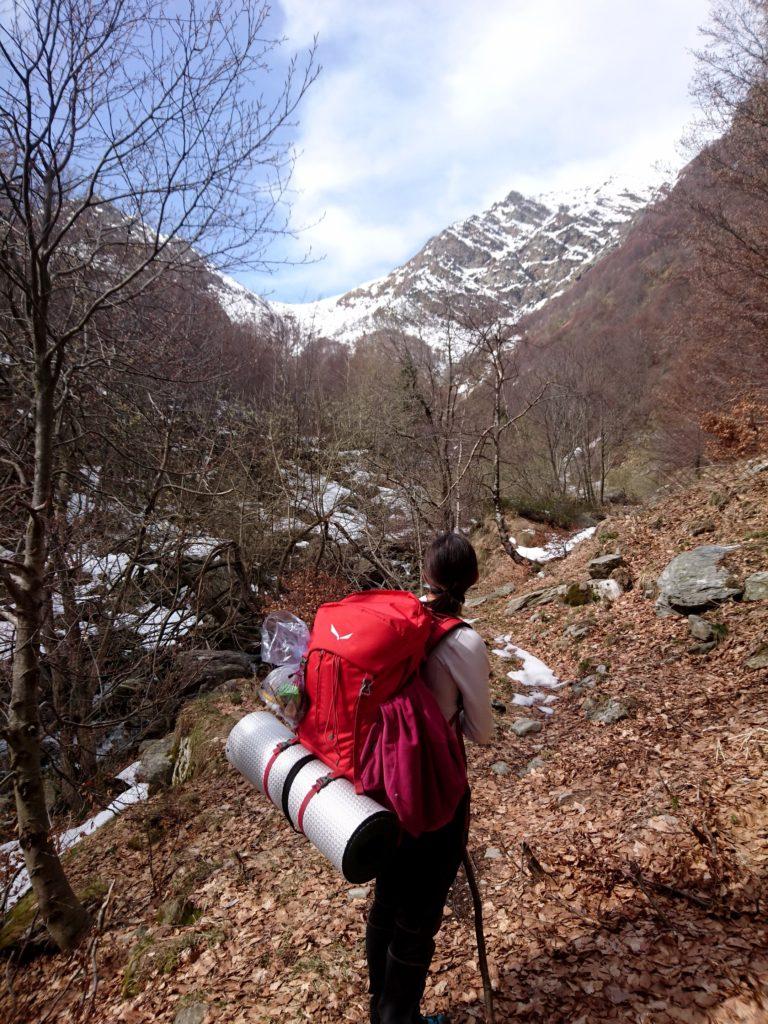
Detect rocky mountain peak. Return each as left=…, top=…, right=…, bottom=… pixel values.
left=214, top=173, right=667, bottom=345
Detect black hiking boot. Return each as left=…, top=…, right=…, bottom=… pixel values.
left=376, top=951, right=449, bottom=1024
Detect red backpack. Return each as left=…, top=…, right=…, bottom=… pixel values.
left=296, top=590, right=468, bottom=835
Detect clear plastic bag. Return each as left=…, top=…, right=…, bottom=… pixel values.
left=259, top=612, right=310, bottom=728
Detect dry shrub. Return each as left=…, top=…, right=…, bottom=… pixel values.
left=702, top=395, right=768, bottom=460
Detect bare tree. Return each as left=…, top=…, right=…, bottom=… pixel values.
left=381, top=308, right=473, bottom=533
left=460, top=302, right=545, bottom=565
left=0, top=0, right=315, bottom=950
left=680, top=0, right=768, bottom=387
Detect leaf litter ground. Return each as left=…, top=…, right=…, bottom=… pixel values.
left=3, top=461, right=768, bottom=1023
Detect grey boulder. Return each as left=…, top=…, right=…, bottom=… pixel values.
left=511, top=718, right=543, bottom=737
left=590, top=579, right=623, bottom=603
left=689, top=519, right=715, bottom=537
left=656, top=545, right=743, bottom=616
left=744, top=572, right=768, bottom=602
left=506, top=586, right=564, bottom=613
left=687, top=614, right=714, bottom=642
left=564, top=619, right=594, bottom=641
left=174, top=1004, right=207, bottom=1024
left=136, top=734, right=175, bottom=793
left=571, top=674, right=599, bottom=696
left=746, top=644, right=768, bottom=670
left=688, top=641, right=716, bottom=656
left=466, top=582, right=516, bottom=609
left=519, top=756, right=547, bottom=776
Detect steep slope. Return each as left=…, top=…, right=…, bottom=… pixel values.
left=4, top=459, right=767, bottom=1024
left=513, top=153, right=767, bottom=430
left=228, top=176, right=666, bottom=345
left=514, top=175, right=691, bottom=365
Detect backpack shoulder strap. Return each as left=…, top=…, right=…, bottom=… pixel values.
left=424, top=612, right=468, bottom=757
left=425, top=612, right=466, bottom=656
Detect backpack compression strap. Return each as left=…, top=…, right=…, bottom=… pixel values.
left=296, top=771, right=343, bottom=833
left=261, top=737, right=300, bottom=795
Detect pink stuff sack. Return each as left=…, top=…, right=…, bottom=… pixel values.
left=358, top=676, right=467, bottom=837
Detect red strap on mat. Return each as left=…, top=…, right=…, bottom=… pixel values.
left=296, top=772, right=340, bottom=833
left=262, top=738, right=299, bottom=795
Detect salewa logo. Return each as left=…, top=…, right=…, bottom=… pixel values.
left=330, top=624, right=353, bottom=641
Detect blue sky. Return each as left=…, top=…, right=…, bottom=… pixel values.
left=246, top=0, right=712, bottom=304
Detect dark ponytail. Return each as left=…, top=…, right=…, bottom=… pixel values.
left=423, top=532, right=479, bottom=616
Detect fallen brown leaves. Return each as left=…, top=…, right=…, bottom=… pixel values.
left=260, top=568, right=349, bottom=627
left=3, top=460, right=768, bottom=1024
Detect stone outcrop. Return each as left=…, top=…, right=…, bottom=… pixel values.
left=656, top=546, right=743, bottom=616
left=177, top=650, right=255, bottom=695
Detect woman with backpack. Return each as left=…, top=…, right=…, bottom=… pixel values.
left=365, top=532, right=493, bottom=1024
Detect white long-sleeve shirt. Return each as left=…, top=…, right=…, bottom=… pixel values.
left=423, top=626, right=493, bottom=745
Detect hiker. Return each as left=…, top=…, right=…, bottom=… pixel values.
left=366, top=532, right=493, bottom=1024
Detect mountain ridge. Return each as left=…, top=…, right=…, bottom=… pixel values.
left=213, top=173, right=670, bottom=345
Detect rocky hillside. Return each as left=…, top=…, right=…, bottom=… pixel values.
left=3, top=459, right=767, bottom=1024
left=217, top=176, right=664, bottom=346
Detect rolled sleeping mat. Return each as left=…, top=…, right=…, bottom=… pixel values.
left=226, top=711, right=399, bottom=884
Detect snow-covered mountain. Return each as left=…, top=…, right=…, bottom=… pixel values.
left=208, top=270, right=277, bottom=325
left=214, top=175, right=666, bottom=344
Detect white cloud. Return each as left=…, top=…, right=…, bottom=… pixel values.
left=246, top=0, right=712, bottom=302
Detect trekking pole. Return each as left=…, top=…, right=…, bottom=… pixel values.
left=462, top=849, right=495, bottom=1024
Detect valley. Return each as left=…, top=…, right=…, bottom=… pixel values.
left=1, top=3, right=768, bottom=1021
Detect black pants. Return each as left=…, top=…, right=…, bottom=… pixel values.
left=368, top=790, right=470, bottom=967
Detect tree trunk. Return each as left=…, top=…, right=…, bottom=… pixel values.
left=491, top=380, right=534, bottom=568
left=6, top=371, right=91, bottom=950
left=8, top=617, right=91, bottom=949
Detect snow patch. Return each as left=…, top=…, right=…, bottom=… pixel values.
left=493, top=640, right=564, bottom=719
left=505, top=645, right=563, bottom=691
left=514, top=526, right=596, bottom=563
left=1, top=761, right=148, bottom=911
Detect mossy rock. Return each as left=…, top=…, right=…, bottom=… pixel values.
left=561, top=581, right=594, bottom=607
left=173, top=697, right=241, bottom=785
left=597, top=529, right=619, bottom=542
left=708, top=491, right=729, bottom=510
left=0, top=876, right=107, bottom=959
left=122, top=926, right=225, bottom=997
left=582, top=693, right=637, bottom=725
left=746, top=643, right=768, bottom=671
left=0, top=888, right=42, bottom=956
